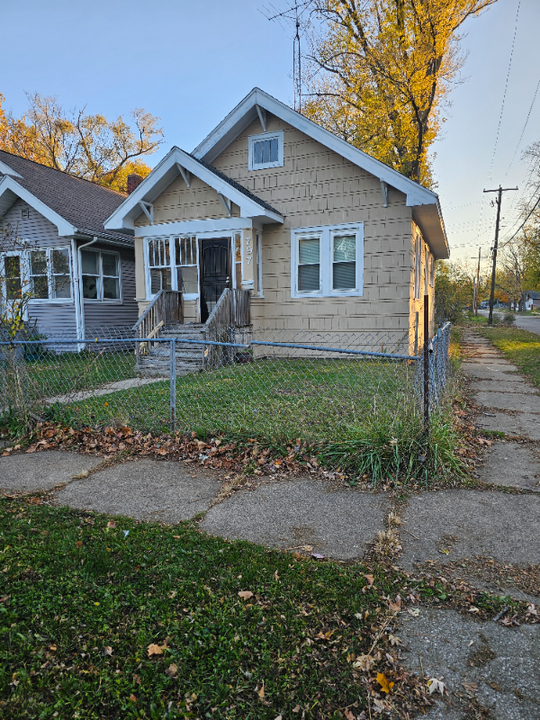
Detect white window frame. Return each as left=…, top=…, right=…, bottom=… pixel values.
left=81, top=248, right=122, bottom=303
left=0, top=247, right=74, bottom=305
left=248, top=130, right=284, bottom=171
left=291, top=222, right=364, bottom=299
left=144, top=236, right=200, bottom=301
left=414, top=232, right=422, bottom=300
left=28, top=247, right=72, bottom=303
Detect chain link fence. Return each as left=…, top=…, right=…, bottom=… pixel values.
left=0, top=324, right=451, bottom=443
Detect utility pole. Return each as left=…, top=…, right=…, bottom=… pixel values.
left=484, top=186, right=518, bottom=325
left=475, top=247, right=481, bottom=315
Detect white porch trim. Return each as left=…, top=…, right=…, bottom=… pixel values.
left=134, top=217, right=256, bottom=238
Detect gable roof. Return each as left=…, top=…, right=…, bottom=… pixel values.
left=193, top=87, right=449, bottom=259
left=104, top=146, right=283, bottom=232
left=0, top=150, right=134, bottom=246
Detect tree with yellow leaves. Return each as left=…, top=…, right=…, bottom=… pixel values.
left=298, top=0, right=497, bottom=186
left=0, top=93, right=163, bottom=192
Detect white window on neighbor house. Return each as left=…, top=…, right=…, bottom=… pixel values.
left=81, top=249, right=121, bottom=301
left=1, top=254, right=24, bottom=300
left=291, top=223, right=363, bottom=298
left=29, top=248, right=72, bottom=300
left=248, top=131, right=284, bottom=171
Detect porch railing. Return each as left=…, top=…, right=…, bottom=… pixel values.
left=203, top=288, right=251, bottom=367
left=133, top=290, right=182, bottom=362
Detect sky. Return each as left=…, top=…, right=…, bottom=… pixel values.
left=2, top=0, right=539, bottom=275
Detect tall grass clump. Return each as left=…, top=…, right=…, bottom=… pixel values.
left=319, top=403, right=463, bottom=485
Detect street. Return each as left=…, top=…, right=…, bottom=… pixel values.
left=478, top=309, right=540, bottom=336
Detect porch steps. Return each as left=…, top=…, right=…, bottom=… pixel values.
left=137, top=323, right=207, bottom=378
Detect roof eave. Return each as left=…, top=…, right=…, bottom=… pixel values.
left=104, top=145, right=282, bottom=231
left=0, top=176, right=75, bottom=236
left=413, top=202, right=450, bottom=260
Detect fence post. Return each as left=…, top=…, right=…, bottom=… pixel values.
left=423, top=294, right=429, bottom=432
left=170, top=338, right=176, bottom=433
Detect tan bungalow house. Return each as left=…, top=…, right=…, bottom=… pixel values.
left=105, top=88, right=449, bottom=356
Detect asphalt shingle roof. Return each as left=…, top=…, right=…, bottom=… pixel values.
left=192, top=154, right=283, bottom=217
left=0, top=150, right=133, bottom=246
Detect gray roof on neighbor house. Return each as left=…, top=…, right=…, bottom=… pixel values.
left=0, top=150, right=134, bottom=246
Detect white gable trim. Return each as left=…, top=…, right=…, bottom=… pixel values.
left=193, top=88, right=448, bottom=259
left=104, top=146, right=283, bottom=232
left=193, top=88, right=436, bottom=208
left=0, top=175, right=75, bottom=236
left=0, top=160, right=23, bottom=178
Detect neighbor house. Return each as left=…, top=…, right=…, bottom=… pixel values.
left=0, top=151, right=138, bottom=338
left=105, top=88, right=449, bottom=355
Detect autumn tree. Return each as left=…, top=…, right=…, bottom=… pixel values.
left=0, top=93, right=163, bottom=192
left=294, top=0, right=497, bottom=185
left=434, top=261, right=474, bottom=322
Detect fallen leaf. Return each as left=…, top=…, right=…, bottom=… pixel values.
left=273, top=570, right=279, bottom=581
left=238, top=591, right=254, bottom=600
left=49, top=645, right=57, bottom=652
left=75, top=541, right=82, bottom=549
left=106, top=521, right=116, bottom=529
left=104, top=646, right=113, bottom=656
left=344, top=710, right=356, bottom=720
left=462, top=680, right=478, bottom=695
left=376, top=672, right=394, bottom=693
left=129, top=694, right=137, bottom=702
left=311, top=553, right=325, bottom=560
left=147, top=643, right=164, bottom=657
left=407, top=608, right=420, bottom=617
left=427, top=678, right=446, bottom=695
left=468, top=606, right=480, bottom=614
left=165, top=663, right=178, bottom=678
left=258, top=680, right=265, bottom=699
left=292, top=706, right=301, bottom=713
left=274, top=716, right=283, bottom=720
left=353, top=654, right=375, bottom=672
left=364, top=574, right=374, bottom=586
left=388, top=596, right=402, bottom=613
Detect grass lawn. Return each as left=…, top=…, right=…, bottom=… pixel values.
left=45, top=358, right=417, bottom=443
left=1, top=350, right=136, bottom=400
left=478, top=326, right=540, bottom=388
left=0, top=496, right=517, bottom=720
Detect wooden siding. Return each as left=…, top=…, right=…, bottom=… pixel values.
left=134, top=175, right=240, bottom=228
left=2, top=198, right=78, bottom=336
left=82, top=243, right=138, bottom=332
left=211, top=115, right=413, bottom=346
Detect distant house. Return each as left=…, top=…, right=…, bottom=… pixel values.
left=525, top=291, right=540, bottom=311
left=0, top=151, right=138, bottom=338
left=105, top=88, right=449, bottom=355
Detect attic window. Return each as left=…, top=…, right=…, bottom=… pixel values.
left=21, top=208, right=30, bottom=219
left=248, top=131, right=284, bottom=171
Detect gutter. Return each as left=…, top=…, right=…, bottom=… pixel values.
left=76, top=237, right=98, bottom=345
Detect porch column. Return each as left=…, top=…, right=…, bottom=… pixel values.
left=241, top=228, right=256, bottom=291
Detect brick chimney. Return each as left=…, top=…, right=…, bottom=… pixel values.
left=127, top=173, right=144, bottom=194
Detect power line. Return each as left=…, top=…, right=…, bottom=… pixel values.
left=502, top=76, right=540, bottom=180
left=500, top=194, right=540, bottom=250
left=486, top=0, right=521, bottom=183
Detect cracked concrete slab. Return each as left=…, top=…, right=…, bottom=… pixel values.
left=470, top=379, right=537, bottom=394
left=201, top=479, right=388, bottom=560
left=461, top=363, right=521, bottom=380
left=400, top=608, right=540, bottom=720
left=55, top=459, right=221, bottom=523
left=399, top=490, right=540, bottom=570
left=479, top=442, right=540, bottom=491
left=475, top=390, right=540, bottom=413
left=0, top=451, right=103, bottom=493
left=476, top=411, right=540, bottom=441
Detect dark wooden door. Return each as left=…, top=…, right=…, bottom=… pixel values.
left=200, top=238, right=231, bottom=322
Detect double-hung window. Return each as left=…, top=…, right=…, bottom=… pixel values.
left=175, top=236, right=198, bottom=295
left=414, top=233, right=422, bottom=300
left=248, top=131, right=284, bottom=171
left=29, top=248, right=71, bottom=300
left=147, top=238, right=171, bottom=295
left=292, top=223, right=363, bottom=298
left=81, top=249, right=121, bottom=301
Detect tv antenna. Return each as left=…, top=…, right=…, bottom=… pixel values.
left=264, top=1, right=309, bottom=113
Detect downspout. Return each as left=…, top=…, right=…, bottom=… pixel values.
left=70, top=239, right=82, bottom=345
left=77, top=236, right=98, bottom=346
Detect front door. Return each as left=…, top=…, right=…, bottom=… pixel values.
left=200, top=238, right=231, bottom=322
